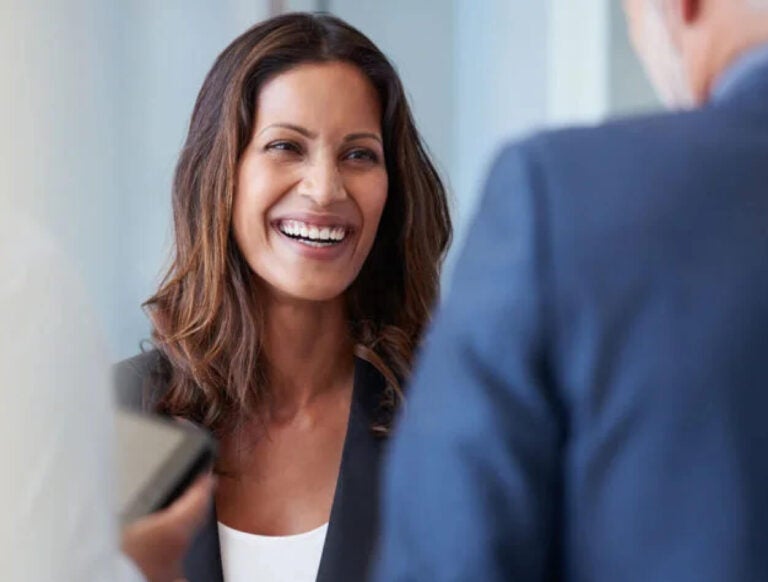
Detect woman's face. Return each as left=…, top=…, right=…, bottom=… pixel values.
left=233, top=61, right=388, bottom=303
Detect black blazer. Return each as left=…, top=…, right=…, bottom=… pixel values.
left=114, top=350, right=387, bottom=582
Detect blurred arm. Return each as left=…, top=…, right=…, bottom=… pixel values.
left=0, top=213, right=144, bottom=581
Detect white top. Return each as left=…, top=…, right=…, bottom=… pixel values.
left=0, top=211, right=145, bottom=581
left=218, top=521, right=329, bottom=582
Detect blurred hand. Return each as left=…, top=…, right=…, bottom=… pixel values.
left=121, top=474, right=215, bottom=582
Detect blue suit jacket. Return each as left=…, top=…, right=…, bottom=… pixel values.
left=375, top=61, right=768, bottom=581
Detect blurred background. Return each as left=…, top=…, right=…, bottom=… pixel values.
left=1, top=0, right=659, bottom=360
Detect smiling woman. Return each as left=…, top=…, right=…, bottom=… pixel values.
left=234, top=61, right=388, bottom=303
left=114, top=12, right=451, bottom=582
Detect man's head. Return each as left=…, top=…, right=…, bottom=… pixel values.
left=624, top=0, right=768, bottom=108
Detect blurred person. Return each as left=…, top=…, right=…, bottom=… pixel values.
left=114, top=13, right=451, bottom=582
left=0, top=1, right=212, bottom=579
left=374, top=0, right=768, bottom=580
left=0, top=209, right=214, bottom=581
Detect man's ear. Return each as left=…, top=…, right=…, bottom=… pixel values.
left=661, top=0, right=701, bottom=47
left=681, top=0, right=702, bottom=23
left=666, top=0, right=701, bottom=25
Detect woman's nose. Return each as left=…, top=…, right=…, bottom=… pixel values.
left=297, top=158, right=346, bottom=207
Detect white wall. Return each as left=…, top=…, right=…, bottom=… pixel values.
left=452, top=0, right=552, bottom=265
left=548, top=0, right=610, bottom=125
left=608, top=0, right=660, bottom=115
left=115, top=1, right=272, bottom=358
left=0, top=0, right=122, bottom=351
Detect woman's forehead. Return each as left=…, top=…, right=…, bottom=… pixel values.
left=254, top=61, right=382, bottom=135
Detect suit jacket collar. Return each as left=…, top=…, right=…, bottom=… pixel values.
left=184, top=357, right=386, bottom=582
left=316, top=357, right=385, bottom=582
left=711, top=47, right=768, bottom=115
left=184, top=509, right=224, bottom=582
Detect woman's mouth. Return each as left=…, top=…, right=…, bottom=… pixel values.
left=275, top=219, right=349, bottom=248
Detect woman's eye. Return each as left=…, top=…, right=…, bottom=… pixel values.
left=265, top=141, right=301, bottom=154
left=344, top=148, right=379, bottom=163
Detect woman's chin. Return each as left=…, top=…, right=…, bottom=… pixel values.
left=266, top=280, right=350, bottom=305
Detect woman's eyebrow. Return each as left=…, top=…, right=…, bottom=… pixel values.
left=344, top=132, right=382, bottom=144
left=257, top=124, right=382, bottom=144
left=258, top=123, right=317, bottom=138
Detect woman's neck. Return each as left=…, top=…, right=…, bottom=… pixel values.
left=262, top=293, right=354, bottom=414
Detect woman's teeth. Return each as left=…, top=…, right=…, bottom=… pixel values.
left=278, top=220, right=347, bottom=246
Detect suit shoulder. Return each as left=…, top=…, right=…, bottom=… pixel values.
left=113, top=349, right=169, bottom=411
left=487, top=108, right=738, bottom=207
left=532, top=108, right=725, bottom=162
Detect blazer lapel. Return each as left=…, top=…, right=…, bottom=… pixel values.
left=184, top=505, right=224, bottom=582
left=315, top=358, right=386, bottom=582
left=179, top=357, right=386, bottom=582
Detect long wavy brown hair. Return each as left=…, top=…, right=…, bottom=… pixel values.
left=145, top=13, right=451, bottom=436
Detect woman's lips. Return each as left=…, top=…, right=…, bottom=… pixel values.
left=272, top=220, right=354, bottom=260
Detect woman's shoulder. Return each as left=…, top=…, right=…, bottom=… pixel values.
left=113, top=349, right=171, bottom=412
